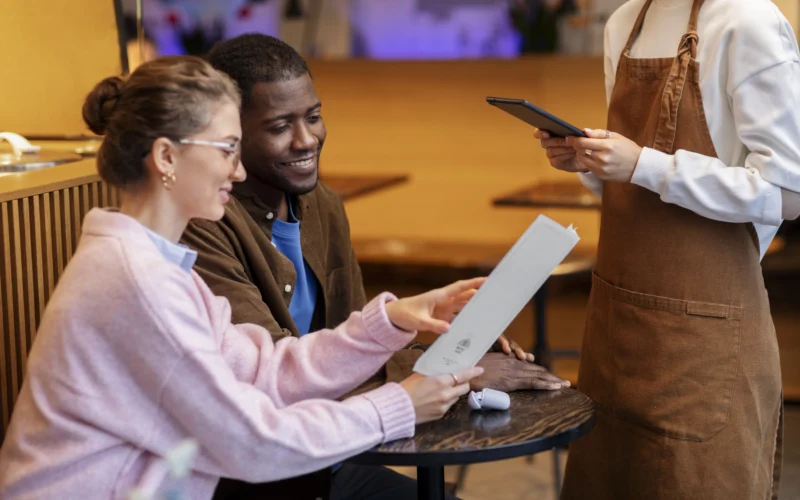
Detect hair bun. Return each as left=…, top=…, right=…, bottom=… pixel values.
left=82, top=76, right=125, bottom=135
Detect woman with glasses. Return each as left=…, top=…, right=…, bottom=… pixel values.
left=0, top=56, right=483, bottom=499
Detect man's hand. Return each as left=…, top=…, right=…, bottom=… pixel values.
left=495, top=335, right=534, bottom=362
left=472, top=352, right=569, bottom=392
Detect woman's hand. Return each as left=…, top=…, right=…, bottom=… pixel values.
left=534, top=128, right=643, bottom=182
left=567, top=128, right=643, bottom=182
left=399, top=367, right=485, bottom=424
left=534, top=128, right=588, bottom=173
left=384, top=277, right=485, bottom=334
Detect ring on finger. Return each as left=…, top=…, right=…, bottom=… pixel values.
left=604, top=129, right=610, bottom=139
left=451, top=373, right=459, bottom=385
left=584, top=149, right=593, bottom=157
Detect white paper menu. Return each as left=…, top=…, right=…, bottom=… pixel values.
left=413, top=215, right=580, bottom=376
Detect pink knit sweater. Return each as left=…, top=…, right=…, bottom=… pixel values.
left=0, top=209, right=416, bottom=499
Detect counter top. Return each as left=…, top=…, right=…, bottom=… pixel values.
left=0, top=140, right=101, bottom=203
left=0, top=158, right=100, bottom=203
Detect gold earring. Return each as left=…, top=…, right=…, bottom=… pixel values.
left=162, top=172, right=176, bottom=190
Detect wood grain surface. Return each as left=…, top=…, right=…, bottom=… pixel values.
left=349, top=388, right=595, bottom=467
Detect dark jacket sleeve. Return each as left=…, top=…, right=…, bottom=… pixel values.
left=326, top=189, right=426, bottom=385
left=181, top=220, right=293, bottom=342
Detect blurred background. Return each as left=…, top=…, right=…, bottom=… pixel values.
left=121, top=0, right=623, bottom=64
left=2, top=1, right=800, bottom=498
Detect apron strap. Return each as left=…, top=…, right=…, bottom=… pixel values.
left=622, top=0, right=706, bottom=57
left=622, top=0, right=655, bottom=55
left=685, top=0, right=705, bottom=59
left=687, top=0, right=705, bottom=32
left=651, top=0, right=706, bottom=153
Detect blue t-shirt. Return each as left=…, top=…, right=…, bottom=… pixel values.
left=270, top=202, right=318, bottom=335
left=272, top=201, right=342, bottom=473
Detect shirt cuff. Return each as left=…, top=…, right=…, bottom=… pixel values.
left=578, top=172, right=603, bottom=198
left=361, top=382, right=416, bottom=443
left=763, top=182, right=784, bottom=227
left=631, top=147, right=675, bottom=195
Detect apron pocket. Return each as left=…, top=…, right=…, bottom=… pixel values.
left=609, top=283, right=742, bottom=442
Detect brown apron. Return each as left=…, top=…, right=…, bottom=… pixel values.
left=561, top=1, right=784, bottom=498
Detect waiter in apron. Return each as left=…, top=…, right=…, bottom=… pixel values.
left=536, top=0, right=800, bottom=498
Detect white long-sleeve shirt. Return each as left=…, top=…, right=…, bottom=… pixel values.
left=580, top=0, right=800, bottom=258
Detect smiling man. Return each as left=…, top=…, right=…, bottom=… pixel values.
left=181, top=34, right=568, bottom=500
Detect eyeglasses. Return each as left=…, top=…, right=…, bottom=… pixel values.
left=178, top=138, right=241, bottom=166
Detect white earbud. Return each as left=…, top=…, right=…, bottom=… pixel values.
left=467, top=388, right=510, bottom=411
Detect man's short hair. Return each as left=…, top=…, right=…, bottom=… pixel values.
left=207, top=33, right=311, bottom=109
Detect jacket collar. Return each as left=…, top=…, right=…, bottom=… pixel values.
left=232, top=179, right=312, bottom=224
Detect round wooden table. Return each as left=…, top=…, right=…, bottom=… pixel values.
left=347, top=388, right=595, bottom=500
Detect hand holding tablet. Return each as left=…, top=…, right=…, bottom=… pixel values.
left=485, top=96, right=602, bottom=174
left=486, top=97, right=586, bottom=138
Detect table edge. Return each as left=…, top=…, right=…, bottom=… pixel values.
left=346, top=411, right=596, bottom=467
left=491, top=198, right=600, bottom=209
left=323, top=173, right=409, bottom=201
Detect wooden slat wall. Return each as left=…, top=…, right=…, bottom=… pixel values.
left=0, top=180, right=118, bottom=440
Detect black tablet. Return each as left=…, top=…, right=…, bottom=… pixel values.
left=486, top=97, right=586, bottom=138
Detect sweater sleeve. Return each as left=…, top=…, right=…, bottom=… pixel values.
left=158, top=348, right=414, bottom=483
left=121, top=257, right=415, bottom=483
left=210, top=285, right=417, bottom=406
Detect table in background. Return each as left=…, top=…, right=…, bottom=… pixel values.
left=492, top=180, right=598, bottom=371
left=492, top=180, right=600, bottom=210
left=321, top=173, right=409, bottom=201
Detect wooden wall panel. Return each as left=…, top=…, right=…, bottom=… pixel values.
left=307, top=58, right=607, bottom=247
left=0, top=181, right=117, bottom=440
left=0, top=0, right=122, bottom=135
